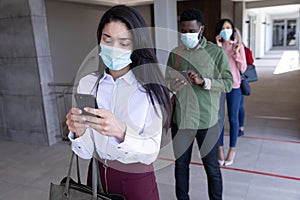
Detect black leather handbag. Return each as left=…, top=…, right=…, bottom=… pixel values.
left=49, top=153, right=125, bottom=200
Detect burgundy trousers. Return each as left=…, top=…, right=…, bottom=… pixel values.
left=87, top=159, right=160, bottom=200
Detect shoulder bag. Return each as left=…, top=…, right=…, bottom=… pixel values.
left=244, top=64, right=258, bottom=82
left=50, top=130, right=125, bottom=200
left=240, top=73, right=251, bottom=96
left=49, top=152, right=125, bottom=200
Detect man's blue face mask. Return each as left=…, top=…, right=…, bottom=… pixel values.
left=99, top=44, right=132, bottom=71
left=180, top=27, right=202, bottom=49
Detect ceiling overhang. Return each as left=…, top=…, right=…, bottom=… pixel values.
left=58, top=0, right=154, bottom=6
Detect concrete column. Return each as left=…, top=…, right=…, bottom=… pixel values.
left=0, top=0, right=60, bottom=145
left=234, top=1, right=245, bottom=33
left=234, top=1, right=247, bottom=43
left=153, top=0, right=178, bottom=68
left=255, top=10, right=266, bottom=58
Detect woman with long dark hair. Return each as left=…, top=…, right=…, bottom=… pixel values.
left=66, top=5, right=171, bottom=199
left=215, top=19, right=247, bottom=166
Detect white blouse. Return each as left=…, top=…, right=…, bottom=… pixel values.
left=68, top=70, right=163, bottom=165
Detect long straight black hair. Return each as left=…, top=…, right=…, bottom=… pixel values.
left=96, top=5, right=171, bottom=131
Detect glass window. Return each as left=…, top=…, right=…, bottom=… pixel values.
left=287, top=20, right=296, bottom=46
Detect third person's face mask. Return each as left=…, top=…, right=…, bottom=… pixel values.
left=99, top=44, right=132, bottom=71
left=220, top=29, right=233, bottom=41
left=181, top=28, right=202, bottom=49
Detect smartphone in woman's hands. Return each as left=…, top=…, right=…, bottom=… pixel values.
left=74, top=94, right=97, bottom=116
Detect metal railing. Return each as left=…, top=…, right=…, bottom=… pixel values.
left=48, top=82, right=75, bottom=141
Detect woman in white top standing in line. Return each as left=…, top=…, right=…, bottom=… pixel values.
left=215, top=19, right=247, bottom=166
left=65, top=5, right=171, bottom=200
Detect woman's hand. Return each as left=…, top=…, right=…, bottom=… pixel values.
left=215, top=35, right=222, bottom=47
left=83, top=108, right=127, bottom=142
left=170, top=77, right=187, bottom=92
left=232, top=43, right=240, bottom=55
left=187, top=70, right=204, bottom=86
left=66, top=108, right=88, bottom=138
left=168, top=70, right=188, bottom=92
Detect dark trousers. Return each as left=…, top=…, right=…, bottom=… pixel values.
left=218, top=92, right=226, bottom=133
left=87, top=159, right=159, bottom=200
left=172, top=123, right=223, bottom=200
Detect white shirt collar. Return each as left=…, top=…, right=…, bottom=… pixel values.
left=100, top=70, right=136, bottom=85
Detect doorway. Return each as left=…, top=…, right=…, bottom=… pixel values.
left=272, top=19, right=297, bottom=48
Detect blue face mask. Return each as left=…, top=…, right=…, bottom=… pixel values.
left=220, top=29, right=233, bottom=41
left=181, top=28, right=202, bottom=49
left=99, top=44, right=132, bottom=71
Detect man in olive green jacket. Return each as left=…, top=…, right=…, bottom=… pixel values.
left=166, top=8, right=233, bottom=200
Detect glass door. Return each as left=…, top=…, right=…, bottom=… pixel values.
left=273, top=20, right=284, bottom=47
left=272, top=19, right=297, bottom=48
left=287, top=19, right=296, bottom=46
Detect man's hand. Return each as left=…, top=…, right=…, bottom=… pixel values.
left=187, top=70, right=204, bottom=86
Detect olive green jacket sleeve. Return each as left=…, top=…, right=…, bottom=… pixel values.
left=207, top=46, right=233, bottom=93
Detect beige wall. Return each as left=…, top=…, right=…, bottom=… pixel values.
left=221, top=0, right=234, bottom=20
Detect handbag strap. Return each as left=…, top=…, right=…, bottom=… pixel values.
left=63, top=152, right=75, bottom=198
left=90, top=76, right=106, bottom=197
left=63, top=135, right=104, bottom=200
left=76, top=154, right=81, bottom=184
left=63, top=75, right=107, bottom=199
left=91, top=130, right=105, bottom=198
left=92, top=157, right=98, bottom=199
left=240, top=71, right=247, bottom=80
left=63, top=153, right=102, bottom=200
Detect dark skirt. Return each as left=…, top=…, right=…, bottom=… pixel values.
left=87, top=159, right=160, bottom=200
